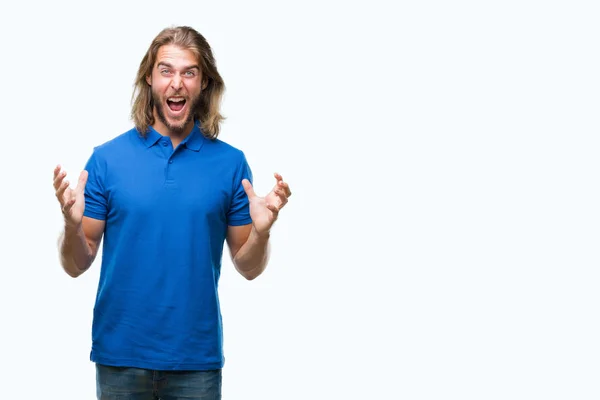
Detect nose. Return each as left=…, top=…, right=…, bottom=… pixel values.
left=171, top=74, right=183, bottom=90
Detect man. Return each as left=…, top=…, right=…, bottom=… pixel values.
left=52, top=26, right=291, bottom=399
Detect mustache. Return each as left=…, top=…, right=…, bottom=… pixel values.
left=164, top=92, right=188, bottom=99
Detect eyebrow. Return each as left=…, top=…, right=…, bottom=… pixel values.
left=157, top=62, right=200, bottom=71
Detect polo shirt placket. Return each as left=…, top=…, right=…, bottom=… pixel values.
left=158, top=136, right=177, bottom=185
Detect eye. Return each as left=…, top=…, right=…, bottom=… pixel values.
left=184, top=71, right=196, bottom=77
left=160, top=69, right=172, bottom=76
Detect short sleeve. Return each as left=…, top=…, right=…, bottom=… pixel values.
left=227, top=152, right=253, bottom=226
left=83, top=149, right=108, bottom=220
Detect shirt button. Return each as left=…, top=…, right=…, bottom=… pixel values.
left=169, top=160, right=173, bottom=164
left=162, top=142, right=168, bottom=147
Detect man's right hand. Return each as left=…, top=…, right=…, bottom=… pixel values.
left=53, top=165, right=88, bottom=227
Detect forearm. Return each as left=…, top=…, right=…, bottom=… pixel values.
left=233, top=227, right=271, bottom=280
left=58, top=223, right=94, bottom=278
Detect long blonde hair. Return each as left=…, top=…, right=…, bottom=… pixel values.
left=131, top=26, right=225, bottom=139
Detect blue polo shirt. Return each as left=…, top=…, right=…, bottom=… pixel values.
left=83, top=123, right=252, bottom=370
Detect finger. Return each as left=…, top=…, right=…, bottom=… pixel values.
left=241, top=179, right=256, bottom=198
left=276, top=195, right=289, bottom=209
left=266, top=203, right=280, bottom=216
left=274, top=188, right=289, bottom=205
left=278, top=180, right=292, bottom=197
left=279, top=197, right=288, bottom=210
left=53, top=169, right=67, bottom=190
left=55, top=179, right=70, bottom=203
left=53, top=165, right=61, bottom=179
left=274, top=173, right=291, bottom=197
left=276, top=197, right=288, bottom=209
left=62, top=197, right=76, bottom=214
left=76, top=170, right=89, bottom=194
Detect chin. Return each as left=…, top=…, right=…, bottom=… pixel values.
left=169, top=114, right=190, bottom=128
left=161, top=110, right=190, bottom=132
left=168, top=123, right=188, bottom=134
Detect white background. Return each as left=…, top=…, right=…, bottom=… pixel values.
left=1, top=0, right=599, bottom=399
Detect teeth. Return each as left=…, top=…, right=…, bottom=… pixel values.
left=168, top=98, right=185, bottom=102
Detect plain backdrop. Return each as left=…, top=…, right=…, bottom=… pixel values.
left=1, top=0, right=599, bottom=399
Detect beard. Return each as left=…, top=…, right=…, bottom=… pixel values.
left=152, top=91, right=202, bottom=135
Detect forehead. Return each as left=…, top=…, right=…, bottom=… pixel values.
left=154, top=44, right=199, bottom=67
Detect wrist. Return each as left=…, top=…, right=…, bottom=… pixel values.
left=251, top=225, right=271, bottom=240
left=64, top=219, right=83, bottom=233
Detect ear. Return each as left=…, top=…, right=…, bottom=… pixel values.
left=201, top=78, right=208, bottom=90
left=146, top=75, right=152, bottom=86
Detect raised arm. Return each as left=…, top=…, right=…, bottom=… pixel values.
left=53, top=165, right=105, bottom=278
left=226, top=173, right=291, bottom=280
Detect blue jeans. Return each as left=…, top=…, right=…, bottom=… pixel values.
left=96, top=364, right=222, bottom=399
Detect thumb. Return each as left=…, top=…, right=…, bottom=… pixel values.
left=241, top=179, right=255, bottom=198
left=76, top=170, right=89, bottom=194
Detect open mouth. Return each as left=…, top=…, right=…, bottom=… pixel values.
left=166, top=97, right=186, bottom=113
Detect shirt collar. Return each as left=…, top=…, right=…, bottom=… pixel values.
left=139, top=122, right=206, bottom=152
left=182, top=123, right=205, bottom=151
